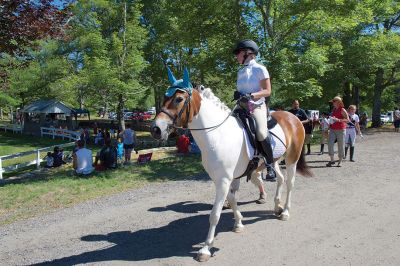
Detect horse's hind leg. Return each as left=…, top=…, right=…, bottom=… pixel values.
left=227, top=179, right=244, bottom=232
left=197, top=177, right=231, bottom=262
left=274, top=162, right=285, bottom=216
left=279, top=163, right=296, bottom=221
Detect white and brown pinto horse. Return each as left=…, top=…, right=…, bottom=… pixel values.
left=151, top=84, right=312, bottom=262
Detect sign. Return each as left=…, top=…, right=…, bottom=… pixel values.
left=137, top=153, right=152, bottom=164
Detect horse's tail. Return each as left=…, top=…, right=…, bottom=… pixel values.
left=297, top=149, right=313, bottom=177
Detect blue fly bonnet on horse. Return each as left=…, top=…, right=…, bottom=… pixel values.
left=165, top=67, right=193, bottom=97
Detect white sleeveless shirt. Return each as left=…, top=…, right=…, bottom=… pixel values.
left=236, top=59, right=270, bottom=104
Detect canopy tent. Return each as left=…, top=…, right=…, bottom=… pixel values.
left=21, top=100, right=88, bottom=135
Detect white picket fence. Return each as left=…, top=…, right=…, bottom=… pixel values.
left=0, top=123, right=23, bottom=134
left=40, top=127, right=81, bottom=140
left=0, top=142, right=76, bottom=180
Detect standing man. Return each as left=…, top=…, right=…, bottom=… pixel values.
left=394, top=107, right=400, bottom=133
left=288, top=100, right=311, bottom=154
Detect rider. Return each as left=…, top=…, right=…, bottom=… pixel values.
left=233, top=39, right=275, bottom=179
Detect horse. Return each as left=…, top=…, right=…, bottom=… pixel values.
left=150, top=75, right=312, bottom=262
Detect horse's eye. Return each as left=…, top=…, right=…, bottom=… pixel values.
left=175, top=97, right=184, bottom=104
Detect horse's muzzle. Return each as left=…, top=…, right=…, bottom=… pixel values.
left=150, top=124, right=162, bottom=140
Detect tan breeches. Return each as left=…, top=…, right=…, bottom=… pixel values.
left=251, top=103, right=268, bottom=141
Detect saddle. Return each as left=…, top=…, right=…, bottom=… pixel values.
left=232, top=107, right=278, bottom=181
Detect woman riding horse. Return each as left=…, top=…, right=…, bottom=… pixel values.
left=233, top=39, right=275, bottom=179
left=151, top=64, right=312, bottom=261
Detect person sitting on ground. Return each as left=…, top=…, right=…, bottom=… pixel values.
left=44, top=152, right=53, bottom=168
left=93, top=138, right=117, bottom=171
left=73, top=140, right=94, bottom=175
left=52, top=146, right=64, bottom=167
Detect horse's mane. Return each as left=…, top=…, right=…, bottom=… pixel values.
left=199, top=87, right=231, bottom=113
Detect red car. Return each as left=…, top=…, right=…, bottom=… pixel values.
left=130, top=111, right=152, bottom=121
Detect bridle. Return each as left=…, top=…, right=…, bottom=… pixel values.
left=160, top=87, right=234, bottom=131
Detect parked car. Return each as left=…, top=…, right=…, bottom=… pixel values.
left=123, top=112, right=133, bottom=120
left=380, top=114, right=389, bottom=123
left=386, top=111, right=394, bottom=123
left=129, top=111, right=152, bottom=121
left=108, top=112, right=117, bottom=120
left=147, top=107, right=156, bottom=115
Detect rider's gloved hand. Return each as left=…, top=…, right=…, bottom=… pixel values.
left=239, top=93, right=252, bottom=103
left=233, top=91, right=242, bottom=101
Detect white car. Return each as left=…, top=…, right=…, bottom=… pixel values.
left=380, top=114, right=389, bottom=123
left=147, top=107, right=156, bottom=115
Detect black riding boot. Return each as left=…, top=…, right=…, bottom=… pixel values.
left=344, top=146, right=349, bottom=159
left=319, top=144, right=324, bottom=155
left=306, top=144, right=311, bottom=155
left=260, top=136, right=276, bottom=180
left=350, top=147, right=355, bottom=162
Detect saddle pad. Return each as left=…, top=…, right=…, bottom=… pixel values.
left=244, top=124, right=286, bottom=160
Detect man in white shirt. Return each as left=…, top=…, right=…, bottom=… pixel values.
left=73, top=140, right=94, bottom=175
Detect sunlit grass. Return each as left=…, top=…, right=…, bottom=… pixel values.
left=0, top=154, right=205, bottom=225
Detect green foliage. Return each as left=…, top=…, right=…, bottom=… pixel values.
left=0, top=0, right=399, bottom=117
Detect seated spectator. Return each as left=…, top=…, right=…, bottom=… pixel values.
left=73, top=140, right=94, bottom=175
left=52, top=146, right=64, bottom=167
left=44, top=152, right=53, bottom=168
left=177, top=132, right=190, bottom=155
left=94, top=138, right=117, bottom=171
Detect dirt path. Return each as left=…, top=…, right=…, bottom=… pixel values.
left=1, top=131, right=399, bottom=266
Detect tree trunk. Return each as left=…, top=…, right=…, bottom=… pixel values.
left=343, top=81, right=351, bottom=108
left=371, top=68, right=384, bottom=128
left=353, top=85, right=360, bottom=114
left=117, top=94, right=125, bottom=131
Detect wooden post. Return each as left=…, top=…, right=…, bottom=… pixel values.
left=36, top=150, right=40, bottom=169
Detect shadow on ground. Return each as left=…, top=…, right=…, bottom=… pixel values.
left=31, top=202, right=276, bottom=265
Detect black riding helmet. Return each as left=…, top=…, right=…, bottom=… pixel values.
left=233, top=39, right=259, bottom=55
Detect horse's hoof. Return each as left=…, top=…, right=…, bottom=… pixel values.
left=274, top=206, right=283, bottom=216
left=279, top=213, right=289, bottom=221
left=232, top=225, right=244, bottom=233
left=196, top=252, right=211, bottom=262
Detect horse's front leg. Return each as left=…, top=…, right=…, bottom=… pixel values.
left=197, top=178, right=231, bottom=262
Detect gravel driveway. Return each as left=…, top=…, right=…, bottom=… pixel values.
left=1, top=131, right=399, bottom=266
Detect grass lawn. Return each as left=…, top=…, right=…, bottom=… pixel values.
left=0, top=132, right=70, bottom=157
left=0, top=153, right=205, bottom=226
left=0, top=131, right=175, bottom=172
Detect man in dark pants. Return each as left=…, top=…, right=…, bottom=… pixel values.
left=288, top=100, right=311, bottom=154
